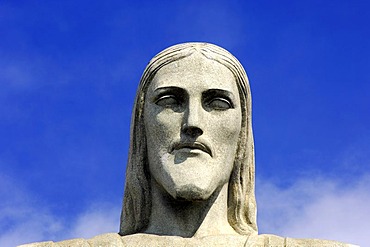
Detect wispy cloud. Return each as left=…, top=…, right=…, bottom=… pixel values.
left=0, top=173, right=119, bottom=247
left=257, top=174, right=370, bottom=246
left=0, top=174, right=62, bottom=246
left=67, top=203, right=120, bottom=240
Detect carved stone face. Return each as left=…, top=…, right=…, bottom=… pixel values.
left=144, top=52, right=242, bottom=201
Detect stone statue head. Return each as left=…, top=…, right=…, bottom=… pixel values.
left=119, top=42, right=257, bottom=236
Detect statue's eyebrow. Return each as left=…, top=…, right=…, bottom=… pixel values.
left=202, top=89, right=236, bottom=106
left=152, top=86, right=187, bottom=101
left=153, top=86, right=186, bottom=95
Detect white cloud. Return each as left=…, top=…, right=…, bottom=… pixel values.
left=257, top=175, right=370, bottom=246
left=0, top=173, right=119, bottom=247
left=67, top=203, right=120, bottom=240
left=0, top=174, right=63, bottom=246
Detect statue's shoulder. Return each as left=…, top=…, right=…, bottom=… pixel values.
left=18, top=233, right=359, bottom=247
left=253, top=234, right=358, bottom=247
left=120, top=234, right=249, bottom=247
left=121, top=234, right=358, bottom=247
left=18, top=233, right=123, bottom=247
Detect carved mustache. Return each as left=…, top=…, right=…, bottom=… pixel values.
left=170, top=141, right=213, bottom=157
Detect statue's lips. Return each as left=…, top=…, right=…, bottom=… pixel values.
left=171, top=142, right=212, bottom=157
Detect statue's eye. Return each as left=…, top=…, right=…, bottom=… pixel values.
left=202, top=89, right=235, bottom=111
left=155, top=95, right=180, bottom=108
left=207, top=97, right=233, bottom=110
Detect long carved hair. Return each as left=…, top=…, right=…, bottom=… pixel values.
left=119, top=42, right=257, bottom=236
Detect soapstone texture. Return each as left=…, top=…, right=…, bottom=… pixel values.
left=19, top=233, right=357, bottom=247
left=20, top=43, right=358, bottom=247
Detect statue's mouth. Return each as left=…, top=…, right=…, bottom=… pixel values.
left=171, top=142, right=212, bottom=157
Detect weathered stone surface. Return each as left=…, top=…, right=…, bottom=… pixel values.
left=19, top=43, right=358, bottom=246
left=19, top=233, right=357, bottom=247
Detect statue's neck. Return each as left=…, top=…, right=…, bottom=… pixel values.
left=143, top=181, right=238, bottom=238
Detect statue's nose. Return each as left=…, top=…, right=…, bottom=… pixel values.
left=182, top=125, right=203, bottom=138
left=181, top=101, right=204, bottom=138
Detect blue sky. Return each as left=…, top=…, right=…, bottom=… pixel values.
left=1, top=1, right=369, bottom=246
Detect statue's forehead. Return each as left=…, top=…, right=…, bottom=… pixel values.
left=150, top=53, right=236, bottom=91
left=161, top=52, right=228, bottom=72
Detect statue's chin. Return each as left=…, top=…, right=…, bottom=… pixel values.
left=172, top=184, right=212, bottom=201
